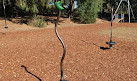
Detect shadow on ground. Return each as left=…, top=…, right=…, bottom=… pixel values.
left=21, top=65, right=42, bottom=81
left=81, top=40, right=118, bottom=50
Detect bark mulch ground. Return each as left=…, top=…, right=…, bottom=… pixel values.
left=0, top=23, right=137, bottom=81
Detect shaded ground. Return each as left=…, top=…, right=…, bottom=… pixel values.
left=0, top=19, right=137, bottom=81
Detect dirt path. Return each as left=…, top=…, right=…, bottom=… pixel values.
left=0, top=17, right=109, bottom=32
left=0, top=19, right=137, bottom=81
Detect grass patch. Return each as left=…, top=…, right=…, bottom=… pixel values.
left=101, top=27, right=137, bottom=41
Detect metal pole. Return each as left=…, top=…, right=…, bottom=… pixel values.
left=128, top=0, right=130, bottom=23
left=55, top=11, right=67, bottom=81
left=3, top=0, right=7, bottom=27
left=121, top=4, right=122, bottom=22
left=110, top=8, right=113, bottom=42
left=112, top=0, right=123, bottom=20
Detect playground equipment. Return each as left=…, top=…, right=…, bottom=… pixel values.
left=113, top=14, right=124, bottom=23
left=3, top=0, right=8, bottom=29
left=56, top=1, right=64, bottom=10
left=106, top=8, right=116, bottom=49
left=55, top=1, right=67, bottom=81
left=21, top=1, right=67, bottom=81
left=106, top=0, right=135, bottom=48
left=112, top=0, right=135, bottom=23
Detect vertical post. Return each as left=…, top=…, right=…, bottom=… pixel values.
left=121, top=4, right=122, bottom=23
left=3, top=0, right=8, bottom=29
left=128, top=0, right=130, bottom=23
left=110, top=8, right=113, bottom=42
left=3, top=0, right=6, bottom=27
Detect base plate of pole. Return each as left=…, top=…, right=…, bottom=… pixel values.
left=60, top=80, right=68, bottom=81
left=106, top=41, right=116, bottom=45
left=4, top=26, right=8, bottom=29
left=106, top=41, right=116, bottom=49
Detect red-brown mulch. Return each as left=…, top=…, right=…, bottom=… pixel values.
left=0, top=23, right=137, bottom=81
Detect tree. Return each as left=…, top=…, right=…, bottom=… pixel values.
left=68, top=0, right=75, bottom=19
left=76, top=0, right=103, bottom=23
left=17, top=0, right=50, bottom=18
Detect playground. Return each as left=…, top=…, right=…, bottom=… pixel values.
left=0, top=0, right=137, bottom=81
left=0, top=18, right=137, bottom=81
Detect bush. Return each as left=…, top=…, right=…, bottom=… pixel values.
left=28, top=17, right=46, bottom=28
left=76, top=0, right=103, bottom=24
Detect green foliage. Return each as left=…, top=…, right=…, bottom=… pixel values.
left=17, top=0, right=38, bottom=17
left=18, top=2, right=30, bottom=12
left=1, top=0, right=136, bottom=25
left=31, top=4, right=38, bottom=14
left=76, top=0, right=103, bottom=24
left=28, top=17, right=46, bottom=28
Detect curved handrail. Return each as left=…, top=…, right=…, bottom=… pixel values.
left=55, top=11, right=67, bottom=81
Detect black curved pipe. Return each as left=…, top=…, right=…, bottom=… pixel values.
left=55, top=11, right=67, bottom=81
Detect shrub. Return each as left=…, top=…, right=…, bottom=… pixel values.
left=28, top=17, right=46, bottom=28
left=76, top=0, right=103, bottom=24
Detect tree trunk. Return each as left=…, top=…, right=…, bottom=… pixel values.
left=68, top=0, right=74, bottom=20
